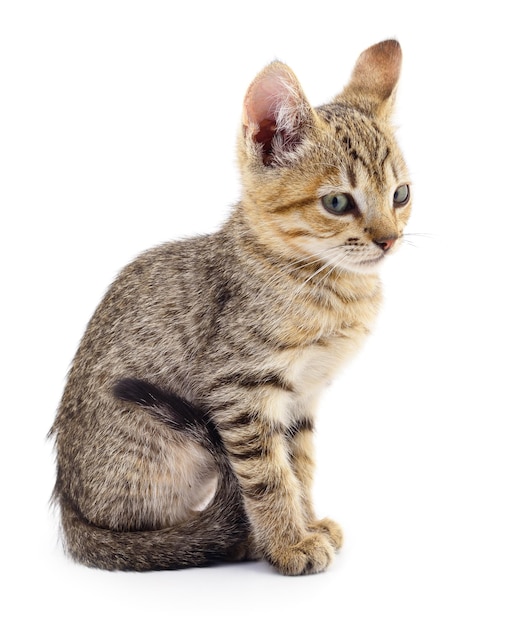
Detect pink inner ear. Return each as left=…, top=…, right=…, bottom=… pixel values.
left=244, top=72, right=286, bottom=131
left=243, top=62, right=309, bottom=164
left=244, top=79, right=279, bottom=151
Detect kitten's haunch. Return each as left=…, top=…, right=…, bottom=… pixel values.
left=50, top=40, right=411, bottom=575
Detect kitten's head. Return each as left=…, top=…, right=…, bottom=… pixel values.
left=238, top=40, right=411, bottom=275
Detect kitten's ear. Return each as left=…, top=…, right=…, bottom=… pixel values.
left=339, top=40, right=402, bottom=119
left=242, top=61, right=313, bottom=165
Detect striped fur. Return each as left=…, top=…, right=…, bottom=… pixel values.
left=50, top=40, right=411, bottom=575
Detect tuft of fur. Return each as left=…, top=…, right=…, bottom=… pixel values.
left=50, top=40, right=411, bottom=575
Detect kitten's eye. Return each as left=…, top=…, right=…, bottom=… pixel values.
left=393, top=184, right=410, bottom=207
left=321, top=193, right=353, bottom=215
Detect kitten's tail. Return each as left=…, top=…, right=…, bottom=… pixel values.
left=56, top=379, right=251, bottom=571
left=112, top=377, right=226, bottom=456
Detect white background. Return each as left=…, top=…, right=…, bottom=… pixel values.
left=2, top=1, right=508, bottom=624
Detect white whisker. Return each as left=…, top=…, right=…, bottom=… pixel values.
left=252, top=250, right=326, bottom=306
left=401, top=232, right=434, bottom=249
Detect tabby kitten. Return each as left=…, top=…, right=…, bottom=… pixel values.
left=51, top=40, right=411, bottom=575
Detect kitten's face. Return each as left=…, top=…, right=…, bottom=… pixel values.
left=241, top=107, right=411, bottom=275
left=239, top=41, right=411, bottom=276
left=285, top=108, right=411, bottom=275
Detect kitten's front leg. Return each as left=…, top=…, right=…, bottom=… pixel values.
left=288, top=420, right=343, bottom=551
left=218, top=411, right=334, bottom=576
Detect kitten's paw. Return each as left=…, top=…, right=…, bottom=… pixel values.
left=308, top=517, right=343, bottom=551
left=268, top=533, right=334, bottom=576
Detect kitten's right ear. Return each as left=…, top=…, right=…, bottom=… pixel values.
left=242, top=62, right=313, bottom=166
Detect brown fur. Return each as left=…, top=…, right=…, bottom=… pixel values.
left=50, top=40, right=411, bottom=575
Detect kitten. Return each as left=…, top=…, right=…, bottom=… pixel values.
left=50, top=40, right=411, bottom=575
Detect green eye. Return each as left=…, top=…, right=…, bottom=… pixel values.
left=393, top=184, right=410, bottom=207
left=321, top=193, right=353, bottom=215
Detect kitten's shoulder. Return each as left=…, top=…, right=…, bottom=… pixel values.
left=119, top=231, right=215, bottom=277
left=109, top=228, right=234, bottom=301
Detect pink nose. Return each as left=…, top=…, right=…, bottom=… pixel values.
left=374, top=237, right=397, bottom=252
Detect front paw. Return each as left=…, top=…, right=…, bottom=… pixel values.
left=308, top=518, right=343, bottom=551
left=268, top=533, right=334, bottom=576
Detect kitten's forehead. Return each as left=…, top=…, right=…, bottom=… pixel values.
left=315, top=103, right=400, bottom=190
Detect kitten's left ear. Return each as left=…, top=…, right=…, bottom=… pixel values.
left=242, top=61, right=314, bottom=165
left=339, top=40, right=402, bottom=119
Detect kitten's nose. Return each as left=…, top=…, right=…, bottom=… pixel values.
left=374, top=237, right=397, bottom=252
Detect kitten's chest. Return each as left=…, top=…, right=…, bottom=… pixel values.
left=287, top=325, right=369, bottom=393
left=273, top=289, right=381, bottom=404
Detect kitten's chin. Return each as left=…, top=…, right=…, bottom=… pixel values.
left=337, top=255, right=386, bottom=275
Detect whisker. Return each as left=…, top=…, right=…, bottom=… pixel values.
left=252, top=250, right=327, bottom=305
left=272, top=244, right=359, bottom=321
left=272, top=255, right=336, bottom=318
left=300, top=248, right=350, bottom=292
left=401, top=232, right=435, bottom=249
left=313, top=251, right=349, bottom=289
left=302, top=259, right=334, bottom=287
